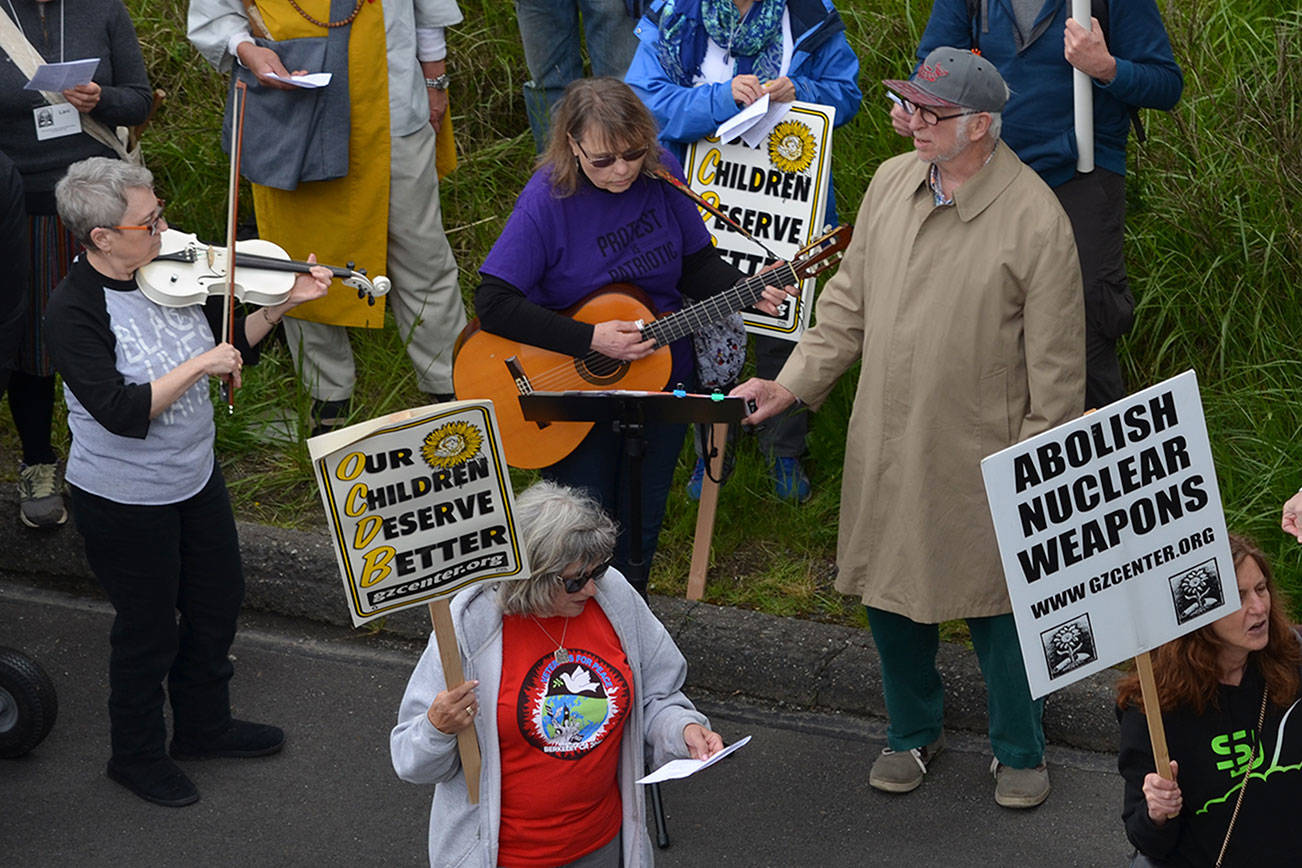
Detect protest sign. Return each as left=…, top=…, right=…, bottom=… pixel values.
left=682, top=101, right=835, bottom=340
left=308, top=400, right=529, bottom=627
left=981, top=371, right=1236, bottom=699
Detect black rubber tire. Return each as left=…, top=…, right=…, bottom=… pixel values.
left=0, top=646, right=59, bottom=758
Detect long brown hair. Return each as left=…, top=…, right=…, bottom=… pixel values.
left=538, top=77, right=663, bottom=198
left=1116, top=533, right=1301, bottom=714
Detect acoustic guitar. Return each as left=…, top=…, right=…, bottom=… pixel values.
left=452, top=224, right=852, bottom=469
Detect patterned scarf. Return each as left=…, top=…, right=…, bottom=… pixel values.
left=656, top=0, right=785, bottom=86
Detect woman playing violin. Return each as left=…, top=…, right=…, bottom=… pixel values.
left=474, top=77, right=791, bottom=578
left=43, top=157, right=330, bottom=808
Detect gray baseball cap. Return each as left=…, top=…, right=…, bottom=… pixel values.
left=883, top=47, right=1007, bottom=112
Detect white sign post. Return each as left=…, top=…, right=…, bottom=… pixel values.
left=309, top=399, right=530, bottom=803
left=1071, top=0, right=1095, bottom=172
left=682, top=101, right=835, bottom=341
left=982, top=370, right=1236, bottom=698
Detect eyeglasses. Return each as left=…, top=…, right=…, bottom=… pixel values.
left=555, top=559, right=612, bottom=594
left=900, top=99, right=981, bottom=126
left=573, top=138, right=649, bottom=169
left=110, top=197, right=167, bottom=236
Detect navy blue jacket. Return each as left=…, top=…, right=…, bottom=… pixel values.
left=918, top=0, right=1182, bottom=186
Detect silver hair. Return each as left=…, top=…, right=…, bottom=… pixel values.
left=496, top=481, right=617, bottom=616
left=986, top=110, right=1003, bottom=141
left=55, top=157, right=155, bottom=249
left=955, top=109, right=1003, bottom=148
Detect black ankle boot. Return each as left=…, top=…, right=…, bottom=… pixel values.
left=170, top=719, right=285, bottom=760
left=310, top=398, right=351, bottom=437
left=106, top=756, right=199, bottom=807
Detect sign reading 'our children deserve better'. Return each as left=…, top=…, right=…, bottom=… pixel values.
left=683, top=101, right=834, bottom=341
left=308, top=401, right=528, bottom=626
left=981, top=371, right=1236, bottom=698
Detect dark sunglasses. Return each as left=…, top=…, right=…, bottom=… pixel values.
left=556, top=559, right=612, bottom=594
left=573, top=138, right=649, bottom=169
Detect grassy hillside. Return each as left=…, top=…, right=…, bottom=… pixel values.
left=5, top=0, right=1300, bottom=623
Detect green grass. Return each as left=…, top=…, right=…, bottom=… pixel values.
left=4, top=1, right=1302, bottom=632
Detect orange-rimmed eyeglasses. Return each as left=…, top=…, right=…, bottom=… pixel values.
left=110, top=198, right=167, bottom=236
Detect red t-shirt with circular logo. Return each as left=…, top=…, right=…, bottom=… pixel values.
left=497, top=602, right=633, bottom=867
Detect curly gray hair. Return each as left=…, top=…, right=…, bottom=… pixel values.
left=55, top=156, right=155, bottom=249
left=496, top=481, right=617, bottom=616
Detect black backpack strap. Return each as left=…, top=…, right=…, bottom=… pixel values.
left=966, top=0, right=983, bottom=51
left=1092, top=0, right=1147, bottom=142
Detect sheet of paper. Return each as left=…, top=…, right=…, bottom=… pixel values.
left=715, top=96, right=769, bottom=142
left=25, top=59, right=100, bottom=92
left=265, top=72, right=333, bottom=88
left=740, top=100, right=794, bottom=148
left=636, top=735, right=751, bottom=784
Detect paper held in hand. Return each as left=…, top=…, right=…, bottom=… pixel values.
left=981, top=370, right=1236, bottom=700
left=636, top=735, right=751, bottom=784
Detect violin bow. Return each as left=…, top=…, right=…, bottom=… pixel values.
left=653, top=167, right=781, bottom=261
left=221, top=79, right=249, bottom=413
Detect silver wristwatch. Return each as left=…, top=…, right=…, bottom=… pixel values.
left=424, top=74, right=450, bottom=91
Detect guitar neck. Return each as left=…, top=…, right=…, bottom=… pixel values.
left=642, top=261, right=799, bottom=347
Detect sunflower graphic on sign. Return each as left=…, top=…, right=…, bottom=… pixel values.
left=768, top=119, right=816, bottom=174
left=420, top=419, right=484, bottom=469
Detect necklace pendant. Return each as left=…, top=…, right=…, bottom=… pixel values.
left=554, top=647, right=569, bottom=664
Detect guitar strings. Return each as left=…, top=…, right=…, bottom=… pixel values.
left=499, top=263, right=801, bottom=396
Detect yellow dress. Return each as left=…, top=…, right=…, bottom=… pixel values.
left=254, top=0, right=390, bottom=327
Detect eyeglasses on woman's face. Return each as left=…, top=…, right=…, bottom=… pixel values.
left=572, top=138, right=649, bottom=169
left=554, top=559, right=612, bottom=594
left=109, top=197, right=167, bottom=236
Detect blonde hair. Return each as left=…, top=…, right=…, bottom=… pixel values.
left=538, top=77, right=663, bottom=198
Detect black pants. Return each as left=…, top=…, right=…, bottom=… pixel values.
left=69, top=462, right=244, bottom=762
left=1053, top=168, right=1133, bottom=410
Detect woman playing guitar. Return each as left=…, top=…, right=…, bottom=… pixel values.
left=473, top=77, right=793, bottom=578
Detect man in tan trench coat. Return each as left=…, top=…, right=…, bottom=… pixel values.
left=734, top=48, right=1085, bottom=809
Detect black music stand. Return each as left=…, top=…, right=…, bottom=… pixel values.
left=519, top=390, right=746, bottom=849
left=518, top=390, right=746, bottom=597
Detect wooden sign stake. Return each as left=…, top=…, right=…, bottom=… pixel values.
left=687, top=422, right=730, bottom=601
left=429, top=598, right=482, bottom=804
left=1134, top=650, right=1175, bottom=782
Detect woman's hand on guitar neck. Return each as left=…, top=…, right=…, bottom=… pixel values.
left=753, top=283, right=796, bottom=317
left=591, top=320, right=657, bottom=361
left=752, top=260, right=800, bottom=316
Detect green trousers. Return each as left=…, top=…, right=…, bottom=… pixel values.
left=865, top=607, right=1045, bottom=769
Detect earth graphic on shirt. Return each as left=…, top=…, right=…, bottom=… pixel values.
left=518, top=651, right=628, bottom=760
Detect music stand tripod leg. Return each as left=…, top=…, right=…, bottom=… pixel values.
left=612, top=416, right=671, bottom=848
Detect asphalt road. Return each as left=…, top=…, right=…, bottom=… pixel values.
left=0, top=582, right=1133, bottom=867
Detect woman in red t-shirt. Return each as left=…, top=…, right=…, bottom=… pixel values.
left=392, top=481, right=724, bottom=868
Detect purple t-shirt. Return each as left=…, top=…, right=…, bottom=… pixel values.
left=480, top=151, right=713, bottom=323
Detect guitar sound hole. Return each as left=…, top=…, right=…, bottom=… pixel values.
left=575, top=354, right=628, bottom=386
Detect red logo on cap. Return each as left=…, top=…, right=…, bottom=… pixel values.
left=915, top=63, right=949, bottom=82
